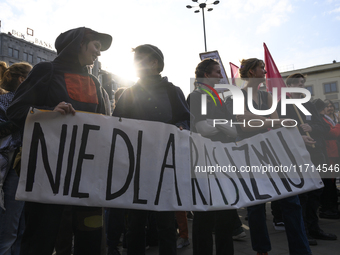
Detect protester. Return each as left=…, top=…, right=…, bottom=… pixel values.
left=6, top=27, right=112, bottom=255
left=113, top=44, right=190, bottom=255
left=105, top=87, right=127, bottom=255
left=277, top=73, right=337, bottom=246
left=234, top=59, right=311, bottom=255
left=187, top=58, right=239, bottom=255
left=0, top=61, right=32, bottom=255
left=324, top=99, right=339, bottom=125
left=313, top=99, right=340, bottom=219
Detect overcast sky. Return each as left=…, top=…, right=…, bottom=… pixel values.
left=1, top=0, right=340, bottom=96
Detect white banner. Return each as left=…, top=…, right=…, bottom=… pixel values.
left=16, top=110, right=323, bottom=211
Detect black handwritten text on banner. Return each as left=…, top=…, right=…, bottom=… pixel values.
left=16, top=110, right=323, bottom=211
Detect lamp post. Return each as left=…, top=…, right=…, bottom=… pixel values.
left=186, top=0, right=220, bottom=52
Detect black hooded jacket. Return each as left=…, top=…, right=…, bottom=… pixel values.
left=6, top=27, right=107, bottom=130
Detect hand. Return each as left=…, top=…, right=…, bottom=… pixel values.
left=178, top=126, right=183, bottom=131
left=300, top=123, right=312, bottom=133
left=53, top=102, right=76, bottom=115
left=280, top=118, right=296, bottom=127
left=302, top=135, right=316, bottom=147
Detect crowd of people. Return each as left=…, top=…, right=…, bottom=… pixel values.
left=0, top=26, right=339, bottom=255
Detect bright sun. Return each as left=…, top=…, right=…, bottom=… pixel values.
left=100, top=50, right=138, bottom=86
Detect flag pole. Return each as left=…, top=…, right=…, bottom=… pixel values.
left=291, top=99, right=315, bottom=148
left=264, top=42, right=314, bottom=148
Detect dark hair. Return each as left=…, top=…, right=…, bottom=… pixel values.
left=81, top=29, right=103, bottom=50
left=194, top=58, right=220, bottom=89
left=132, top=44, right=164, bottom=72
left=239, top=58, right=264, bottom=80
left=195, top=58, right=220, bottom=79
left=324, top=99, right=335, bottom=109
left=0, top=61, right=32, bottom=92
left=286, top=73, right=306, bottom=86
left=313, top=99, right=327, bottom=113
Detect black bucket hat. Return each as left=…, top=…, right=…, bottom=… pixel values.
left=55, top=27, right=113, bottom=55
left=84, top=28, right=112, bottom=51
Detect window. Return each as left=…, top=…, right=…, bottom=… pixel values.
left=23, top=52, right=28, bottom=62
left=37, top=57, right=41, bottom=63
left=305, top=85, right=313, bottom=96
left=8, top=47, right=13, bottom=57
left=334, top=102, right=339, bottom=111
left=28, top=54, right=33, bottom=63
left=13, top=49, right=19, bottom=59
left=324, top=82, right=338, bottom=93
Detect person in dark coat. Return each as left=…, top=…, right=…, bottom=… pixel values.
left=0, top=61, right=32, bottom=255
left=113, top=44, right=190, bottom=255
left=313, top=99, right=340, bottom=219
left=277, top=73, right=337, bottom=246
left=6, top=27, right=112, bottom=255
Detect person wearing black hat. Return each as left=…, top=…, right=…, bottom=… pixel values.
left=6, top=27, right=112, bottom=255
left=113, top=44, right=190, bottom=255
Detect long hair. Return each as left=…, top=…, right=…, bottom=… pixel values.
left=239, top=58, right=264, bottom=80
left=0, top=61, right=32, bottom=92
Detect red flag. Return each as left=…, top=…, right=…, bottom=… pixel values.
left=229, top=62, right=239, bottom=86
left=264, top=43, right=288, bottom=100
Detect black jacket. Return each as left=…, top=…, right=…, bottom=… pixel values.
left=277, top=101, right=330, bottom=155
left=113, top=75, right=190, bottom=130
left=7, top=27, right=107, bottom=130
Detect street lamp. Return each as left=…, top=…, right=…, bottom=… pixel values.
left=186, top=0, right=220, bottom=52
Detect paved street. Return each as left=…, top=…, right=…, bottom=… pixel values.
left=116, top=202, right=340, bottom=255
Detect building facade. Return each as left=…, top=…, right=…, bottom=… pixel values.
left=0, top=32, right=57, bottom=66
left=0, top=31, right=132, bottom=106
left=281, top=61, right=340, bottom=110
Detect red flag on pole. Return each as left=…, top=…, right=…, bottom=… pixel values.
left=229, top=62, right=239, bottom=86
left=264, top=43, right=288, bottom=100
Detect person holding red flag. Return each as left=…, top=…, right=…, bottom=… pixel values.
left=264, top=43, right=337, bottom=245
